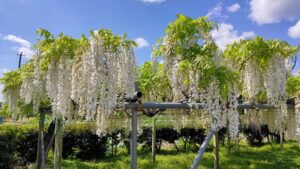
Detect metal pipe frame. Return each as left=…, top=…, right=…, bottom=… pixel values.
left=130, top=110, right=138, bottom=169
left=190, top=128, right=215, bottom=169
left=125, top=102, right=295, bottom=110
left=126, top=101, right=295, bottom=169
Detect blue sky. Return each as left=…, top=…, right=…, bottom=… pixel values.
left=0, top=0, right=300, bottom=101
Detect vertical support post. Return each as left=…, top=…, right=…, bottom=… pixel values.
left=36, top=110, right=46, bottom=169
left=152, top=117, right=157, bottom=163
left=213, top=131, right=220, bottom=169
left=280, top=131, right=284, bottom=151
left=227, top=122, right=231, bottom=154
left=130, top=110, right=137, bottom=169
left=54, top=117, right=63, bottom=169
left=279, top=121, right=284, bottom=151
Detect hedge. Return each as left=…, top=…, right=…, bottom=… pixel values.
left=0, top=122, right=108, bottom=168
left=0, top=121, right=279, bottom=168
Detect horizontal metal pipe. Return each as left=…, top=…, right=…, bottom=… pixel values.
left=125, top=102, right=295, bottom=110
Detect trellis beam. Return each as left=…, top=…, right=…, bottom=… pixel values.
left=130, top=110, right=138, bottom=169
left=126, top=101, right=295, bottom=169
left=125, top=102, right=294, bottom=110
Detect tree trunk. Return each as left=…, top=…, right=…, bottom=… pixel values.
left=174, top=142, right=180, bottom=152
left=280, top=131, right=284, bottom=151
left=267, top=132, right=274, bottom=150
left=226, top=121, right=231, bottom=154
left=237, top=132, right=240, bottom=152
left=227, top=132, right=231, bottom=154
left=214, top=132, right=220, bottom=169
left=54, top=117, right=63, bottom=169
left=152, top=117, right=156, bottom=163
left=184, top=137, right=188, bottom=152
left=158, top=140, right=162, bottom=152
left=111, top=140, right=114, bottom=156
left=36, top=111, right=46, bottom=169
left=114, top=146, right=117, bottom=156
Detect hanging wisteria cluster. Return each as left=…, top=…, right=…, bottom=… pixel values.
left=264, top=55, right=288, bottom=129
left=4, top=29, right=137, bottom=134
left=224, top=37, right=300, bottom=143
left=156, top=33, right=186, bottom=101
left=4, top=87, right=20, bottom=120
left=71, top=32, right=136, bottom=134
left=243, top=60, right=263, bottom=103
left=1, top=15, right=299, bottom=143
left=226, top=86, right=239, bottom=139
left=153, top=15, right=240, bottom=139
left=1, top=70, right=23, bottom=120
left=226, top=38, right=298, bottom=131
left=241, top=55, right=288, bottom=131
left=21, top=74, right=45, bottom=114
left=205, top=80, right=223, bottom=129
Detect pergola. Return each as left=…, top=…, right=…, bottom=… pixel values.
left=124, top=94, right=295, bottom=169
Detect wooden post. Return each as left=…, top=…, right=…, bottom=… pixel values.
left=152, top=117, right=157, bottom=163
left=54, top=117, right=63, bottom=169
left=237, top=132, right=240, bottom=152
left=280, top=131, right=284, bottom=151
left=279, top=120, right=284, bottom=151
left=36, top=111, right=46, bottom=169
left=213, top=131, right=220, bottom=169
left=226, top=121, right=231, bottom=154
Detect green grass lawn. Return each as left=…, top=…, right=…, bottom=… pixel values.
left=42, top=141, right=300, bottom=169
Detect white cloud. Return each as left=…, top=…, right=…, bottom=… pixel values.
left=207, top=3, right=228, bottom=21
left=141, top=0, right=166, bottom=4
left=18, top=47, right=35, bottom=58
left=211, top=23, right=255, bottom=50
left=1, top=68, right=11, bottom=73
left=227, top=3, right=240, bottom=13
left=288, top=20, right=300, bottom=38
left=207, top=3, right=223, bottom=18
left=135, top=37, right=149, bottom=48
left=249, top=0, right=300, bottom=25
left=3, top=34, right=31, bottom=48
left=2, top=34, right=34, bottom=59
left=0, top=84, right=3, bottom=102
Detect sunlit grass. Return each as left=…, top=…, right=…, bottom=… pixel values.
left=43, top=141, right=300, bottom=169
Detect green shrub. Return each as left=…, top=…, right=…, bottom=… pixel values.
left=0, top=125, right=19, bottom=169
left=0, top=122, right=109, bottom=167
left=63, top=122, right=108, bottom=160
left=16, top=128, right=38, bottom=165
left=0, top=104, right=10, bottom=118
left=0, top=124, right=38, bottom=168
